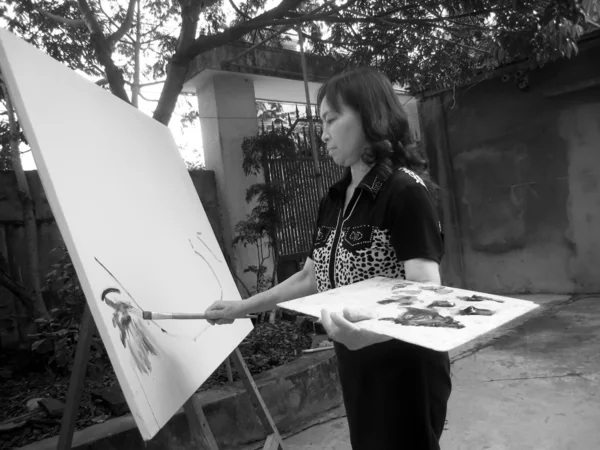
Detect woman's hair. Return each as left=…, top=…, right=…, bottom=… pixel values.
left=316, top=67, right=438, bottom=197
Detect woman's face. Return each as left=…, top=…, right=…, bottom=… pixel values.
left=319, top=95, right=368, bottom=168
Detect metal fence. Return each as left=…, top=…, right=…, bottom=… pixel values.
left=259, top=113, right=344, bottom=261
left=265, top=155, right=344, bottom=260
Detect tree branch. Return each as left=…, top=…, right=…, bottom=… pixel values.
left=298, top=30, right=362, bottom=49
left=77, top=0, right=105, bottom=34
left=109, top=0, right=138, bottom=44
left=0, top=265, right=35, bottom=316
left=185, top=0, right=307, bottom=57
left=77, top=0, right=131, bottom=103
left=139, top=79, right=166, bottom=87
left=35, top=8, right=86, bottom=28
left=229, top=0, right=251, bottom=20
left=152, top=0, right=205, bottom=124
left=98, top=0, right=136, bottom=45
left=139, top=91, right=159, bottom=102
left=260, top=5, right=503, bottom=30
left=220, top=0, right=340, bottom=64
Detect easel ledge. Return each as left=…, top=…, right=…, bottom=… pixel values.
left=57, top=305, right=285, bottom=450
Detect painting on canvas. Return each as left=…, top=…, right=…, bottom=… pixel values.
left=0, top=29, right=253, bottom=440
left=280, top=277, right=539, bottom=352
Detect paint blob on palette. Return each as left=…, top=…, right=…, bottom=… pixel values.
left=279, top=277, right=539, bottom=352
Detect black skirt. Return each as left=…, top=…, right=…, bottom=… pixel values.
left=334, top=339, right=452, bottom=450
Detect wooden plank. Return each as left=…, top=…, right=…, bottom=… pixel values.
left=230, top=348, right=283, bottom=442
left=57, top=305, right=95, bottom=450
left=0, top=223, right=20, bottom=348
left=183, top=395, right=219, bottom=450
left=263, top=433, right=282, bottom=450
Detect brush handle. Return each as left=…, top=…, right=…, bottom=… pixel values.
left=142, top=311, right=207, bottom=320
left=142, top=311, right=258, bottom=321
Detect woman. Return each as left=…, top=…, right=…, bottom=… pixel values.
left=204, top=67, right=451, bottom=450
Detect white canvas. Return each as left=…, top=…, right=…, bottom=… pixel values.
left=280, top=277, right=539, bottom=352
left=0, top=28, right=253, bottom=440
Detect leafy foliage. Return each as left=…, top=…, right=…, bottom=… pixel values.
left=0, top=121, right=13, bottom=170
left=299, top=0, right=588, bottom=92
left=1, top=0, right=591, bottom=128
left=234, top=129, right=296, bottom=295
left=2, top=0, right=102, bottom=76
left=241, top=130, right=297, bottom=176
left=25, top=246, right=107, bottom=375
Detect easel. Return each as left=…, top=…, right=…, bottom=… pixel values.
left=56, top=305, right=285, bottom=450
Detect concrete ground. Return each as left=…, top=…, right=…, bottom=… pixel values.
left=284, top=294, right=600, bottom=450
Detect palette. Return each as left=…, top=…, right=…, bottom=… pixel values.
left=279, top=277, right=539, bottom=352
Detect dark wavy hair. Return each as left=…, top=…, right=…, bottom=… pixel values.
left=316, top=67, right=438, bottom=197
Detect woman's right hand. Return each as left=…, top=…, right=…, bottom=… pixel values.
left=204, top=300, right=246, bottom=325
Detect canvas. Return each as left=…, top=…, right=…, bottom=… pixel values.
left=280, top=276, right=539, bottom=352
left=0, top=28, right=253, bottom=440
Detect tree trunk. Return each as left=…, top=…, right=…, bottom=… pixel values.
left=153, top=60, right=189, bottom=125
left=77, top=0, right=130, bottom=104
left=0, top=81, right=50, bottom=320
left=90, top=32, right=131, bottom=103
left=153, top=0, right=203, bottom=125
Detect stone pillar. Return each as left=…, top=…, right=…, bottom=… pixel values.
left=195, top=73, right=272, bottom=296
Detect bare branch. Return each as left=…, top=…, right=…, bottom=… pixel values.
left=229, top=0, right=251, bottom=20
left=186, top=0, right=305, bottom=57
left=139, top=79, right=166, bottom=87
left=187, top=0, right=349, bottom=59
left=35, top=8, right=86, bottom=28
left=139, top=91, right=159, bottom=102
left=298, top=30, right=362, bottom=49
left=77, top=0, right=131, bottom=103
left=109, top=0, right=138, bottom=44
left=0, top=264, right=35, bottom=316
left=98, top=0, right=136, bottom=44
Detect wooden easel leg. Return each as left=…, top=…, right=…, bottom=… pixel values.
left=183, top=395, right=219, bottom=450
left=57, top=304, right=95, bottom=450
left=230, top=348, right=285, bottom=450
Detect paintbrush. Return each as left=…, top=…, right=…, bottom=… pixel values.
left=142, top=311, right=257, bottom=320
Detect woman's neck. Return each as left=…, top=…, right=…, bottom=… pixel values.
left=349, top=160, right=373, bottom=188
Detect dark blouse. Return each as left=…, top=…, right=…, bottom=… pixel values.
left=309, top=165, right=444, bottom=293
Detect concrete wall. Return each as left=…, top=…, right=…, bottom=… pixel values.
left=419, top=36, right=600, bottom=294
left=0, top=169, right=223, bottom=348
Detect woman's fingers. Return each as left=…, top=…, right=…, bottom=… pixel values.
left=205, top=301, right=237, bottom=325
left=320, top=308, right=337, bottom=337
left=343, top=306, right=377, bottom=323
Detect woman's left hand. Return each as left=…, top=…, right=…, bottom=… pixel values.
left=320, top=307, right=391, bottom=351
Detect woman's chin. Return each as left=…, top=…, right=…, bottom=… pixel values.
left=330, top=153, right=344, bottom=166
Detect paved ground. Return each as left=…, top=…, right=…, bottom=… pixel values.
left=284, top=294, right=600, bottom=450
